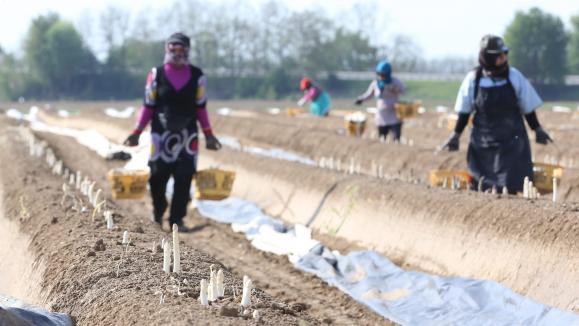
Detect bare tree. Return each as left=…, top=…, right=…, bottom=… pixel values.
left=259, top=0, right=282, bottom=69
left=75, top=10, right=100, bottom=58
left=353, top=1, right=378, bottom=36
left=381, top=34, right=422, bottom=71
left=99, top=6, right=131, bottom=61
left=131, top=8, right=156, bottom=41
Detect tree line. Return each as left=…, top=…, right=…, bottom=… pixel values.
left=0, top=2, right=577, bottom=101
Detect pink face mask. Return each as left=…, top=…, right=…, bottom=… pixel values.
left=164, top=43, right=189, bottom=66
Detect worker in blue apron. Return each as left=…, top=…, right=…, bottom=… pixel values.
left=441, top=35, right=553, bottom=193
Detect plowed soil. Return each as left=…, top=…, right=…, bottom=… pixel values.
left=3, top=100, right=579, bottom=324
left=0, top=118, right=391, bottom=325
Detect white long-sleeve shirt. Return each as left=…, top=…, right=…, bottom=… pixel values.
left=454, top=67, right=542, bottom=115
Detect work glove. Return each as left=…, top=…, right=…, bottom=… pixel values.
left=354, top=99, right=364, bottom=106
left=440, top=132, right=460, bottom=151
left=206, top=134, right=222, bottom=150
left=535, top=127, right=553, bottom=145
left=123, top=131, right=140, bottom=147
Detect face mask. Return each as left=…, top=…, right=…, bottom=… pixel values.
left=376, top=73, right=392, bottom=91
left=479, top=51, right=509, bottom=78
left=164, top=43, right=189, bottom=66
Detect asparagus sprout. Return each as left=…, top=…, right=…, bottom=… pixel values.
left=172, top=224, right=181, bottom=273
left=553, top=177, right=558, bottom=203
left=241, top=276, right=252, bottom=307
left=199, top=279, right=209, bottom=306
left=122, top=230, right=129, bottom=245
left=163, top=239, right=171, bottom=273
left=217, top=269, right=225, bottom=297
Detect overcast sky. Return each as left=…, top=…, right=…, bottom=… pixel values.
left=0, top=0, right=576, bottom=59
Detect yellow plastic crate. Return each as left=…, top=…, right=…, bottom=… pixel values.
left=446, top=113, right=473, bottom=131
left=429, top=170, right=472, bottom=189
left=344, top=120, right=366, bottom=137
left=286, top=107, right=306, bottom=117
left=107, top=168, right=150, bottom=200
left=344, top=111, right=367, bottom=137
left=395, top=101, right=421, bottom=120
left=533, top=162, right=563, bottom=193
left=195, top=168, right=236, bottom=200
left=446, top=114, right=458, bottom=131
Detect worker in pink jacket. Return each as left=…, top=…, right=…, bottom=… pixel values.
left=124, top=32, right=221, bottom=232
left=297, top=77, right=331, bottom=116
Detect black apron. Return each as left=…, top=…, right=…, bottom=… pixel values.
left=467, top=73, right=533, bottom=193
left=146, top=65, right=204, bottom=225
left=153, top=65, right=200, bottom=133
left=148, top=64, right=203, bottom=164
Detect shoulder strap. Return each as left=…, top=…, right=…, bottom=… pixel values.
left=505, top=68, right=514, bottom=92
left=189, top=64, right=203, bottom=78
left=473, top=66, right=483, bottom=100
left=155, top=65, right=164, bottom=82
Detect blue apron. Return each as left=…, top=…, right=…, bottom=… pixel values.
left=467, top=76, right=533, bottom=192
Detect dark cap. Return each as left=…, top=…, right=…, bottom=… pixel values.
left=167, top=32, right=190, bottom=47
left=480, top=34, right=509, bottom=54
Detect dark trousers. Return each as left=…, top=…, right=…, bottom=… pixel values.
left=148, top=156, right=196, bottom=226
left=378, top=123, right=402, bottom=141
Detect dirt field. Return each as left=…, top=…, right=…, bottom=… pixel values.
left=27, top=101, right=579, bottom=200
left=0, top=127, right=317, bottom=325
left=0, top=119, right=392, bottom=325
left=33, top=130, right=391, bottom=325
left=2, top=100, right=579, bottom=324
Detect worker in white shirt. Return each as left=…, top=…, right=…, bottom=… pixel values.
left=355, top=60, right=406, bottom=142
left=441, top=35, right=552, bottom=193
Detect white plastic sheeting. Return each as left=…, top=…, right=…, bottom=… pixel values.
left=122, top=139, right=150, bottom=171
left=243, top=147, right=315, bottom=166
left=217, top=107, right=232, bottom=116
left=217, top=136, right=242, bottom=150
left=6, top=107, right=142, bottom=159
left=104, top=106, right=135, bottom=119
left=31, top=123, right=121, bottom=158
left=297, top=248, right=579, bottom=325
left=218, top=136, right=316, bottom=166
left=6, top=107, right=37, bottom=121
left=197, top=198, right=318, bottom=262
left=552, top=106, right=572, bottom=113
left=197, top=198, right=579, bottom=325
left=57, top=110, right=70, bottom=118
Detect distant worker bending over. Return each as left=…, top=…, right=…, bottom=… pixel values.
left=297, top=77, right=331, bottom=117
left=124, top=32, right=222, bottom=232
left=355, top=59, right=406, bottom=142
left=441, top=34, right=552, bottom=193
